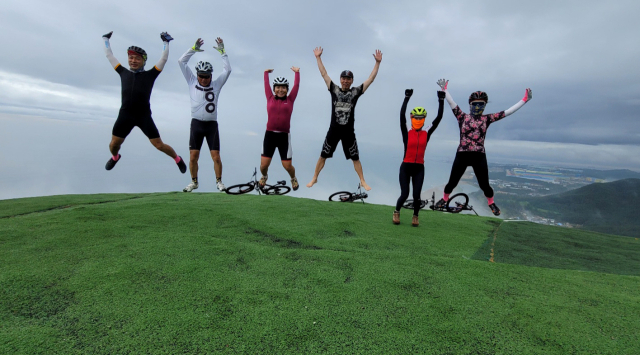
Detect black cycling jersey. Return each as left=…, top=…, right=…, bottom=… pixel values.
left=115, top=64, right=161, bottom=112
left=328, top=81, right=364, bottom=130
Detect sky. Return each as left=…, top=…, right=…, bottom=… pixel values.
left=1, top=0, right=639, bottom=204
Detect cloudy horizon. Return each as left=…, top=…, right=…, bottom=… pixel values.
left=1, top=0, right=639, bottom=202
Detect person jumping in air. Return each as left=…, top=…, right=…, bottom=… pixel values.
left=101, top=31, right=186, bottom=173
left=178, top=38, right=231, bottom=192
left=393, top=89, right=445, bottom=226
left=260, top=67, right=300, bottom=190
left=435, top=79, right=533, bottom=216
left=306, top=46, right=382, bottom=191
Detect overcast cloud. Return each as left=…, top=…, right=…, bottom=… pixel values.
left=1, top=0, right=639, bottom=202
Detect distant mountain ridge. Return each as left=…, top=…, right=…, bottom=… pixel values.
left=523, top=178, right=640, bottom=237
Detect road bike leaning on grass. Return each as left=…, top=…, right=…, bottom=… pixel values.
left=328, top=184, right=368, bottom=204
left=225, top=168, right=291, bottom=195
left=403, top=192, right=478, bottom=215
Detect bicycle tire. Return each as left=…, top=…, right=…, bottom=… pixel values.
left=225, top=183, right=255, bottom=195
left=402, top=199, right=426, bottom=210
left=263, top=185, right=291, bottom=195
left=329, top=191, right=353, bottom=202
left=446, top=193, right=469, bottom=213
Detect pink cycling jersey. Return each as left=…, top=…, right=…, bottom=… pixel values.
left=264, top=71, right=299, bottom=133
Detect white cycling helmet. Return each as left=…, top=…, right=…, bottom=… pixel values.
left=195, top=61, right=213, bottom=74
left=272, top=76, right=289, bottom=87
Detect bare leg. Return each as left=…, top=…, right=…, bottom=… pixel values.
left=189, top=150, right=200, bottom=179
left=211, top=150, right=222, bottom=179
left=109, top=136, right=125, bottom=156
left=260, top=156, right=272, bottom=177
left=149, top=137, right=178, bottom=159
left=281, top=160, right=296, bottom=178
left=353, top=159, right=371, bottom=191
left=307, top=157, right=326, bottom=188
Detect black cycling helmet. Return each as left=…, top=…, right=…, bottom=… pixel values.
left=127, top=46, right=148, bottom=62
left=468, top=91, right=488, bottom=103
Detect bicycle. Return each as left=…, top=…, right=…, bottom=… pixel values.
left=225, top=168, right=291, bottom=195
left=328, top=184, right=368, bottom=204
left=403, top=192, right=478, bottom=215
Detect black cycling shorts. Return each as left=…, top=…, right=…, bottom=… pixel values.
left=262, top=131, right=292, bottom=161
left=320, top=127, right=359, bottom=160
left=189, top=119, right=220, bottom=151
left=112, top=109, right=160, bottom=139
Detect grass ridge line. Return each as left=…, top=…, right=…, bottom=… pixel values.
left=0, top=194, right=154, bottom=219
left=489, top=220, right=504, bottom=263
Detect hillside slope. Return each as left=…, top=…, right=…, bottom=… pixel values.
left=522, top=178, right=640, bottom=237
left=1, top=193, right=638, bottom=354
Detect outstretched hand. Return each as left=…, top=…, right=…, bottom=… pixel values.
left=193, top=38, right=204, bottom=52
left=373, top=49, right=382, bottom=62
left=405, top=89, right=413, bottom=97
left=437, top=91, right=446, bottom=99
left=291, top=66, right=300, bottom=73
left=103, top=31, right=113, bottom=39
left=160, top=32, right=173, bottom=42
left=313, top=47, right=323, bottom=58
left=213, top=37, right=225, bottom=54
left=523, top=88, right=533, bottom=102
left=437, top=78, right=448, bottom=91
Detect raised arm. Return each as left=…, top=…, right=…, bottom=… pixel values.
left=264, top=69, right=274, bottom=99
left=400, top=89, right=412, bottom=145
left=362, top=49, right=382, bottom=93
left=154, top=32, right=173, bottom=71
left=212, top=38, right=232, bottom=88
left=178, top=38, right=201, bottom=82
left=437, top=78, right=457, bottom=109
left=427, top=91, right=446, bottom=137
left=102, top=31, right=120, bottom=69
left=313, top=47, right=332, bottom=89
left=503, top=88, right=533, bottom=117
left=288, top=67, right=300, bottom=102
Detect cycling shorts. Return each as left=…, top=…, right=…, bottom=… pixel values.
left=112, top=109, right=160, bottom=139
left=189, top=119, right=220, bottom=151
left=320, top=127, right=359, bottom=161
left=262, top=131, right=292, bottom=161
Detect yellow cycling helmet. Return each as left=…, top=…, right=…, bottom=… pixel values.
left=410, top=107, right=427, bottom=118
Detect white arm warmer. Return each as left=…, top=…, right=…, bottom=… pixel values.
left=103, top=37, right=120, bottom=69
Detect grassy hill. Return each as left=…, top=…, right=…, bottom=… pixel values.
left=506, top=178, right=640, bottom=237
left=1, top=193, right=639, bottom=354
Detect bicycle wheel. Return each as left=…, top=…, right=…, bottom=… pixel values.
left=263, top=185, right=291, bottom=195
left=329, top=191, right=353, bottom=202
left=225, top=183, right=255, bottom=195
left=446, top=193, right=469, bottom=213
left=402, top=199, right=415, bottom=210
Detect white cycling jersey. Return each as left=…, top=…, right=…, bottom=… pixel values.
left=178, top=48, right=231, bottom=121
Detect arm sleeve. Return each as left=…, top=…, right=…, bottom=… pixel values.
left=213, top=53, right=232, bottom=89
left=503, top=99, right=527, bottom=117
left=444, top=90, right=457, bottom=109
left=177, top=48, right=196, bottom=82
left=288, top=71, right=300, bottom=102
left=427, top=97, right=445, bottom=137
left=400, top=96, right=409, bottom=145
left=154, top=41, right=170, bottom=71
left=264, top=71, right=273, bottom=99
left=103, top=37, right=120, bottom=69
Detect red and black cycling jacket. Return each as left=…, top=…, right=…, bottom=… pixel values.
left=400, top=93, right=445, bottom=164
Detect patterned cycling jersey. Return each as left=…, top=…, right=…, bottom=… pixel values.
left=452, top=106, right=505, bottom=153
left=329, top=81, right=364, bottom=130
left=443, top=89, right=528, bottom=153
left=178, top=48, right=231, bottom=121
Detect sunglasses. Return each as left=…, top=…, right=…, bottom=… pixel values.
left=198, top=74, right=211, bottom=79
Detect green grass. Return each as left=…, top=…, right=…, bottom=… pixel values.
left=1, top=193, right=639, bottom=354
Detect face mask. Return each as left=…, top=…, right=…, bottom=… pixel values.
left=411, top=117, right=425, bottom=130
left=470, top=102, right=486, bottom=115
